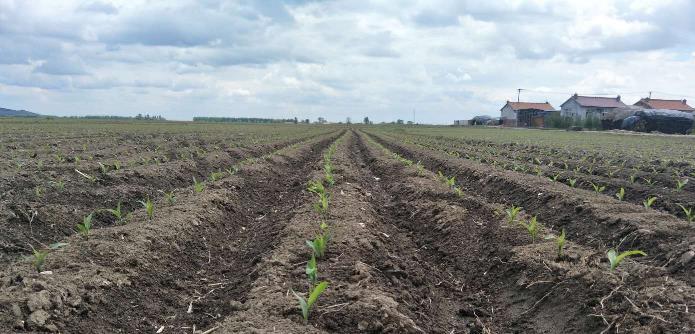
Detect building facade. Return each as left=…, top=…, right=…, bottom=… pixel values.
left=560, top=94, right=626, bottom=119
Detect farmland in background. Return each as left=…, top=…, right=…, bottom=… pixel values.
left=1, top=119, right=693, bottom=333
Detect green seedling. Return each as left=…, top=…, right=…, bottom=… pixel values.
left=521, top=216, right=539, bottom=243
left=139, top=198, right=154, bottom=220
left=76, top=213, right=94, bottom=237
left=629, top=174, right=637, bottom=183
left=445, top=175, right=456, bottom=188
left=98, top=162, right=108, bottom=174
left=193, top=177, right=205, bottom=193
left=607, top=249, right=646, bottom=271
left=415, top=161, right=424, bottom=176
left=678, top=205, right=694, bottom=223
left=104, top=202, right=125, bottom=224
left=307, top=180, right=325, bottom=195
left=209, top=171, right=224, bottom=182
left=643, top=196, right=656, bottom=209
left=113, top=160, right=121, bottom=170
left=615, top=187, right=625, bottom=201
left=505, top=205, right=522, bottom=225
left=642, top=177, right=655, bottom=186
left=226, top=166, right=239, bottom=176
left=556, top=229, right=566, bottom=259
left=161, top=190, right=176, bottom=205
left=31, top=248, right=48, bottom=272
left=453, top=186, right=464, bottom=197
left=292, top=281, right=329, bottom=324
left=53, top=180, right=65, bottom=191
left=550, top=173, right=561, bottom=182
left=568, top=178, right=577, bottom=188
left=590, top=182, right=606, bottom=193
left=306, top=233, right=327, bottom=259
left=534, top=167, right=543, bottom=177
left=676, top=179, right=689, bottom=192
left=305, top=255, right=318, bottom=285
left=34, top=186, right=44, bottom=198
left=324, top=163, right=335, bottom=186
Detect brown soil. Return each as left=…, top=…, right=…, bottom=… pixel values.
left=1, top=128, right=693, bottom=333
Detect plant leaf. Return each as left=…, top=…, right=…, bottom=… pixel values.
left=307, top=281, right=328, bottom=308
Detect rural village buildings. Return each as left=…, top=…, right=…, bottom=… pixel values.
left=496, top=93, right=694, bottom=128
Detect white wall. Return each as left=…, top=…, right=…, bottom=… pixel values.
left=500, top=104, right=516, bottom=120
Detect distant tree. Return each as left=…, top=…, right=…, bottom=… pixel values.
left=407, top=121, right=413, bottom=125
left=346, top=117, right=351, bottom=124
left=317, top=117, right=326, bottom=124
left=293, top=117, right=298, bottom=124
left=363, top=116, right=370, bottom=124
left=303, top=119, right=310, bottom=124
left=396, top=119, right=404, bottom=125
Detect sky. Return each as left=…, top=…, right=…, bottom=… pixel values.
left=1, top=0, right=695, bottom=124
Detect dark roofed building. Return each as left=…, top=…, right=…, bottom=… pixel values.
left=634, top=98, right=694, bottom=112
left=560, top=94, right=626, bottom=119
left=500, top=101, right=555, bottom=127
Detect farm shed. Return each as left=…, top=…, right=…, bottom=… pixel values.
left=634, top=98, right=694, bottom=112
left=602, top=107, right=694, bottom=134
left=560, top=94, right=626, bottom=119
left=500, top=101, right=555, bottom=127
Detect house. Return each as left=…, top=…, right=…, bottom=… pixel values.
left=633, top=98, right=694, bottom=113
left=560, top=94, right=626, bottom=119
left=500, top=101, right=555, bottom=127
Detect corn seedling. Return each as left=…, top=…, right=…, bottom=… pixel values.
left=307, top=180, right=325, bottom=195
left=305, top=255, right=318, bottom=285
left=549, top=173, right=561, bottom=182
left=629, top=173, right=637, bottom=183
left=76, top=213, right=94, bottom=237
left=643, top=196, right=656, bottom=209
left=193, top=177, right=205, bottom=193
left=104, top=202, right=125, bottom=224
left=98, top=162, right=108, bottom=174
left=53, top=180, right=65, bottom=191
left=113, top=160, right=121, bottom=170
left=34, top=186, right=44, bottom=198
left=306, top=233, right=328, bottom=258
left=505, top=205, right=522, bottom=225
left=161, top=190, right=176, bottom=205
left=209, top=170, right=224, bottom=182
left=607, top=249, right=646, bottom=271
left=521, top=216, right=539, bottom=243
left=615, top=187, right=625, bottom=201
left=415, top=161, right=424, bottom=176
left=534, top=167, right=543, bottom=177
left=678, top=205, right=694, bottom=223
left=444, top=175, right=456, bottom=188
left=676, top=179, right=689, bottom=192
left=556, top=229, right=566, bottom=259
left=226, top=166, right=239, bottom=176
left=291, top=281, right=329, bottom=324
left=568, top=178, right=577, bottom=188
left=453, top=186, right=464, bottom=197
left=324, top=163, right=335, bottom=186
left=642, top=177, right=655, bottom=186
left=139, top=198, right=154, bottom=220
left=590, top=182, right=606, bottom=193
left=31, top=247, right=48, bottom=272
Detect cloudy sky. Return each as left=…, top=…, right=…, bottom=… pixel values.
left=1, top=0, right=695, bottom=123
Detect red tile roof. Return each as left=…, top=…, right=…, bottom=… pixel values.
left=506, top=101, right=555, bottom=111
left=570, top=95, right=626, bottom=108
left=634, top=98, right=694, bottom=111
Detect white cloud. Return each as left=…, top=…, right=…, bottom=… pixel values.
left=0, top=0, right=694, bottom=123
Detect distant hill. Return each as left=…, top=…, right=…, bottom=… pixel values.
left=0, top=108, right=40, bottom=117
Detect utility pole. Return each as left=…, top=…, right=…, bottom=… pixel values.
left=648, top=91, right=652, bottom=99
left=517, top=88, right=524, bottom=102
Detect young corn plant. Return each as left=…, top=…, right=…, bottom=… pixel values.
left=53, top=180, right=65, bottom=192
left=415, top=161, right=424, bottom=176
left=193, top=177, right=205, bottom=193
left=678, top=204, right=694, bottom=223
left=521, top=216, right=539, bottom=243
left=139, top=198, right=154, bottom=220
left=98, top=162, right=109, bottom=174
left=209, top=171, right=225, bottom=182
left=643, top=196, right=657, bottom=209
left=31, top=247, right=48, bottom=273
left=607, top=249, right=646, bottom=271
left=615, top=187, right=625, bottom=201
left=453, top=186, right=464, bottom=197
left=324, top=162, right=335, bottom=186
left=104, top=202, right=125, bottom=224
left=568, top=178, right=577, bottom=188
left=292, top=281, right=329, bottom=324
left=590, top=182, right=606, bottom=193
left=161, top=190, right=176, bottom=205
left=305, top=255, right=318, bottom=285
left=505, top=205, right=522, bottom=225
left=676, top=179, right=689, bottom=192
left=555, top=229, right=566, bottom=259
left=76, top=213, right=94, bottom=237
left=226, top=166, right=239, bottom=176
